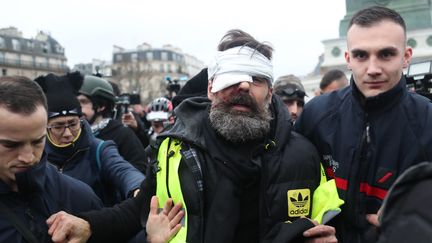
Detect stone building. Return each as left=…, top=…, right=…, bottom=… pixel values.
left=110, top=43, right=204, bottom=104
left=0, top=27, right=68, bottom=78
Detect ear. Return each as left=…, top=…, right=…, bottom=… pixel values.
left=207, top=80, right=214, bottom=101
left=67, top=71, right=84, bottom=92
left=402, top=46, right=413, bottom=69
left=344, top=50, right=351, bottom=69
left=34, top=76, right=48, bottom=92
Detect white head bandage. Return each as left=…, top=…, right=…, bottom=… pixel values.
left=207, top=46, right=273, bottom=92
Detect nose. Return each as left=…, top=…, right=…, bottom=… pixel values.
left=366, top=57, right=382, bottom=76
left=18, top=144, right=35, bottom=164
left=236, top=81, right=251, bottom=92
left=63, top=126, right=74, bottom=137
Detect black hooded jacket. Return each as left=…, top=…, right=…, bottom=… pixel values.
left=80, top=95, right=322, bottom=243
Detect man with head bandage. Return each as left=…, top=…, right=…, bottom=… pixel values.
left=46, top=29, right=339, bottom=243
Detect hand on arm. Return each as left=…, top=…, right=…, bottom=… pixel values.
left=47, top=211, right=91, bottom=243
left=146, top=196, right=184, bottom=243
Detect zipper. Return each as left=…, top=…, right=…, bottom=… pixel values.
left=166, top=138, right=174, bottom=199
left=344, top=113, right=370, bottom=240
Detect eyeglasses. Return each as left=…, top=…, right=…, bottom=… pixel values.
left=275, top=87, right=306, bottom=99
left=47, top=120, right=81, bottom=135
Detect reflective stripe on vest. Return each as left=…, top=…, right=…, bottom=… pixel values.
left=156, top=138, right=188, bottom=242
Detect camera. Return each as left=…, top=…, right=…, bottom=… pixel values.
left=114, top=93, right=141, bottom=120
left=406, top=60, right=432, bottom=100
left=165, top=77, right=181, bottom=99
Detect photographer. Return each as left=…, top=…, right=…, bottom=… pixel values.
left=77, top=75, right=147, bottom=174
left=120, top=95, right=151, bottom=148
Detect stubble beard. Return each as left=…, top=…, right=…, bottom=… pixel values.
left=209, top=93, right=272, bottom=143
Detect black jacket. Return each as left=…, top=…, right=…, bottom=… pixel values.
left=0, top=154, right=102, bottom=243
left=295, top=76, right=432, bottom=242
left=80, top=96, right=322, bottom=243
left=96, top=119, right=148, bottom=173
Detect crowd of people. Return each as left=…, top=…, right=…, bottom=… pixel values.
left=1, top=5, right=431, bottom=243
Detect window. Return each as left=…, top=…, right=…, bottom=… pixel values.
left=55, top=44, right=64, bottom=53
left=0, top=37, right=5, bottom=48
left=116, top=54, right=123, bottom=62
left=146, top=52, right=153, bottom=61
left=12, top=39, right=21, bottom=51
left=167, top=64, right=171, bottom=73
left=159, top=64, right=164, bottom=72
left=2, top=69, right=7, bottom=76
left=131, top=53, right=138, bottom=62
left=27, top=41, right=35, bottom=50
left=161, top=52, right=168, bottom=61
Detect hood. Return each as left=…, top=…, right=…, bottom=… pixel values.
left=161, top=95, right=292, bottom=151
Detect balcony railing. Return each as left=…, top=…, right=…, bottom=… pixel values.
left=0, top=57, right=69, bottom=71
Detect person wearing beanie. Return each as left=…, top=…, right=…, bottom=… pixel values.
left=274, top=74, right=307, bottom=122
left=35, top=72, right=144, bottom=206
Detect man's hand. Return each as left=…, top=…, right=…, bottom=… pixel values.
left=146, top=196, right=184, bottom=243
left=303, top=220, right=338, bottom=243
left=46, top=211, right=91, bottom=243
left=122, top=112, right=138, bottom=131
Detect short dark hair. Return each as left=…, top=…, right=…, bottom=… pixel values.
left=349, top=6, right=406, bottom=35
left=320, top=69, right=346, bottom=90
left=217, top=29, right=273, bottom=60
left=0, top=76, right=47, bottom=114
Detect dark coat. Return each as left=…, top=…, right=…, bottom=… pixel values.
left=80, top=96, right=322, bottom=243
left=378, top=161, right=432, bottom=243
left=46, top=120, right=144, bottom=206
left=0, top=154, right=102, bottom=243
left=295, top=76, right=432, bottom=242
left=96, top=119, right=148, bottom=173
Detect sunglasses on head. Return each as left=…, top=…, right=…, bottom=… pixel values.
left=276, top=87, right=306, bottom=99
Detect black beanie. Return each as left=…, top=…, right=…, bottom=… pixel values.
left=34, top=71, right=83, bottom=119
left=171, top=68, right=208, bottom=108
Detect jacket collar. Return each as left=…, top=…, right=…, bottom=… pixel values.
left=351, top=75, right=406, bottom=113
left=0, top=152, right=48, bottom=194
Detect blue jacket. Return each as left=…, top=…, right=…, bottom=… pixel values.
left=295, top=76, right=432, bottom=242
left=0, top=153, right=103, bottom=243
left=45, top=120, right=145, bottom=206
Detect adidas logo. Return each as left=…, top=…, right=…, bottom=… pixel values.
left=289, top=193, right=309, bottom=207
left=287, top=189, right=311, bottom=217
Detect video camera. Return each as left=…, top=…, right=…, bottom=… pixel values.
left=166, top=77, right=181, bottom=99
left=114, top=93, right=141, bottom=120
left=405, top=60, right=432, bottom=100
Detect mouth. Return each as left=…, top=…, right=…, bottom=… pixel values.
left=13, top=166, right=31, bottom=173
left=230, top=103, right=252, bottom=112
left=364, top=81, right=386, bottom=89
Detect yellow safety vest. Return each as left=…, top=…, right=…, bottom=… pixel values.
left=156, top=138, right=188, bottom=243
left=311, top=164, right=345, bottom=224
left=156, top=138, right=344, bottom=242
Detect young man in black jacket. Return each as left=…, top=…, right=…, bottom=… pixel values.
left=295, top=6, right=432, bottom=242
left=47, top=29, right=338, bottom=243
left=0, top=76, right=102, bottom=243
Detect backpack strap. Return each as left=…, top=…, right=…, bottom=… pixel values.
left=0, top=201, right=39, bottom=243
left=95, top=139, right=105, bottom=171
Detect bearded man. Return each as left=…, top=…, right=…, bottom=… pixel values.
left=47, top=29, right=337, bottom=243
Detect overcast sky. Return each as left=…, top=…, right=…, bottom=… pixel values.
left=3, top=0, right=346, bottom=78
